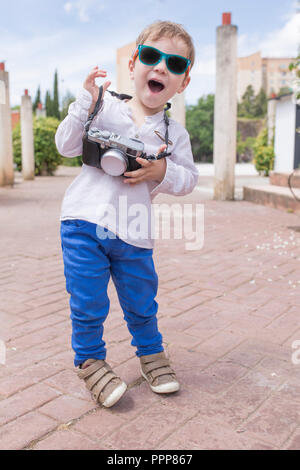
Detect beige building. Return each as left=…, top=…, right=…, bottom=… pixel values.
left=237, top=51, right=295, bottom=101
left=116, top=42, right=136, bottom=96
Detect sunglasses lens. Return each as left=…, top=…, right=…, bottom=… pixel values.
left=167, top=55, right=188, bottom=74
left=139, top=46, right=161, bottom=65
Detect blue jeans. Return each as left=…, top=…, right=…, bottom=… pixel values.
left=60, top=220, right=163, bottom=367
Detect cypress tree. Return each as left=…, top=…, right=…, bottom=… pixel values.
left=53, top=69, right=60, bottom=119
left=45, top=90, right=52, bottom=117
left=33, top=85, right=41, bottom=112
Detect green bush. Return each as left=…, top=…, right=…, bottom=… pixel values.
left=13, top=117, right=62, bottom=176
left=237, top=131, right=256, bottom=162
left=186, top=94, right=214, bottom=162
left=61, top=156, right=82, bottom=167
left=253, top=128, right=274, bottom=176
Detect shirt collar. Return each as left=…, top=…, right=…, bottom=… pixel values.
left=121, top=100, right=165, bottom=125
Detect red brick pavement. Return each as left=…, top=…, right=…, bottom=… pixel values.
left=0, top=167, right=299, bottom=450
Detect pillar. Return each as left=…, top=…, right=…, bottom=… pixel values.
left=0, top=62, right=14, bottom=186
left=36, top=102, right=46, bottom=119
left=21, top=89, right=35, bottom=180
left=267, top=96, right=276, bottom=145
left=170, top=92, right=186, bottom=127
left=213, top=13, right=238, bottom=200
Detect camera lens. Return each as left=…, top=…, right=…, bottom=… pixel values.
left=101, top=149, right=128, bottom=176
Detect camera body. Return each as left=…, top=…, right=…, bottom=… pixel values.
left=82, top=127, right=145, bottom=176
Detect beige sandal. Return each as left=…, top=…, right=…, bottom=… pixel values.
left=140, top=351, right=180, bottom=394
left=77, top=359, right=127, bottom=408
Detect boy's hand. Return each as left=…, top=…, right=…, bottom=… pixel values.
left=123, top=145, right=167, bottom=186
left=83, top=66, right=111, bottom=113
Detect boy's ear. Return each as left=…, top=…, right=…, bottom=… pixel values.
left=177, top=75, right=191, bottom=94
left=128, top=58, right=135, bottom=80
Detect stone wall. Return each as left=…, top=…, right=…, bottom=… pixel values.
left=237, top=118, right=265, bottom=140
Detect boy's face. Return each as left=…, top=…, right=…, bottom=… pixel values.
left=129, top=35, right=191, bottom=113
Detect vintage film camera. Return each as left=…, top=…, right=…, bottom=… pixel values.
left=82, top=127, right=146, bottom=176
left=81, top=86, right=171, bottom=177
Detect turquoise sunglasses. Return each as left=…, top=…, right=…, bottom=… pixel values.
left=134, top=44, right=191, bottom=75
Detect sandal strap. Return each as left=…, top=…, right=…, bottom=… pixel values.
left=77, top=359, right=106, bottom=380
left=140, top=353, right=175, bottom=379
left=143, top=359, right=171, bottom=374
left=77, top=359, right=122, bottom=403
left=85, top=365, right=112, bottom=391
left=150, top=366, right=175, bottom=379
left=140, top=352, right=166, bottom=363
left=91, top=371, right=120, bottom=402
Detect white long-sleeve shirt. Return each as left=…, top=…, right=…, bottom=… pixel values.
left=55, top=88, right=199, bottom=249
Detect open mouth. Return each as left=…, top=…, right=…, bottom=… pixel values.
left=148, top=80, right=165, bottom=93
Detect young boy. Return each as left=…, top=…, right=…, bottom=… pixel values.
left=56, top=20, right=198, bottom=408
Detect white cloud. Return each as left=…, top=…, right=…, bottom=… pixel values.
left=64, top=2, right=73, bottom=13
left=4, top=5, right=299, bottom=107
left=0, top=27, right=119, bottom=106
left=186, top=10, right=300, bottom=105
left=238, top=11, right=300, bottom=58
left=63, top=0, right=107, bottom=23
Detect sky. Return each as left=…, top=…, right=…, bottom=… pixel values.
left=0, top=0, right=299, bottom=107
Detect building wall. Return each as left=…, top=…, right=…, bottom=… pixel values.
left=116, top=42, right=136, bottom=96
left=237, top=51, right=295, bottom=102
left=274, top=94, right=296, bottom=172
left=263, top=57, right=295, bottom=97
left=11, top=110, right=20, bottom=129
left=237, top=52, right=263, bottom=100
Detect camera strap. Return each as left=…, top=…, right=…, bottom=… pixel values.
left=84, top=85, right=171, bottom=160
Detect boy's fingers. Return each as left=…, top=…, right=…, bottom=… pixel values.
left=135, top=157, right=151, bottom=167
left=124, top=167, right=146, bottom=178
left=88, top=68, right=107, bottom=79
left=157, top=144, right=167, bottom=155
left=102, top=80, right=111, bottom=93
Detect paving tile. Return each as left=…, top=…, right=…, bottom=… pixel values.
left=1, top=168, right=300, bottom=450
left=236, top=394, right=299, bottom=447
left=32, top=428, right=98, bottom=450
left=0, top=383, right=61, bottom=426
left=72, top=407, right=127, bottom=441
left=282, top=428, right=300, bottom=450
left=157, top=416, right=278, bottom=450
left=0, top=411, right=57, bottom=450
left=101, top=400, right=195, bottom=450
left=39, top=394, right=95, bottom=423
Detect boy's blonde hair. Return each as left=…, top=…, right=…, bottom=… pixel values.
left=136, top=20, right=195, bottom=69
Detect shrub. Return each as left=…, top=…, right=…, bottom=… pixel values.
left=237, top=131, right=256, bottom=162
left=253, top=128, right=274, bottom=176
left=13, top=117, right=62, bottom=176
left=61, top=156, right=82, bottom=167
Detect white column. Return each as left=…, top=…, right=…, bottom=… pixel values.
left=267, top=97, right=276, bottom=145
left=0, top=62, right=14, bottom=186
left=21, top=90, right=35, bottom=180
left=170, top=92, right=186, bottom=127
left=36, top=102, right=46, bottom=118
left=213, top=13, right=238, bottom=200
